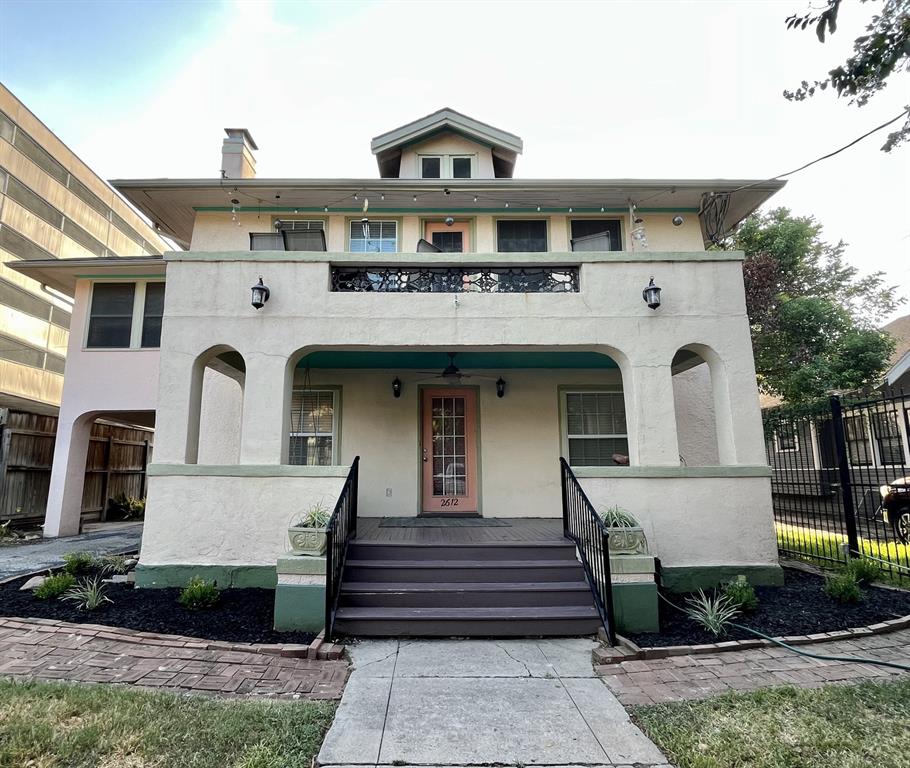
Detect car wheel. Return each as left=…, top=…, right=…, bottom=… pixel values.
left=895, top=510, right=910, bottom=545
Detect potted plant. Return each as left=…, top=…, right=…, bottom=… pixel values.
left=288, top=501, right=331, bottom=556
left=598, top=505, right=648, bottom=555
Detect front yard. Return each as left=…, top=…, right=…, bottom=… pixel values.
left=633, top=679, right=910, bottom=768
left=0, top=679, right=336, bottom=768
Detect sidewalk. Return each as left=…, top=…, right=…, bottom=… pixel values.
left=318, top=638, right=671, bottom=768
left=0, top=523, right=143, bottom=581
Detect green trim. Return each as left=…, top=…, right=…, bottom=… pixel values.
left=611, top=581, right=659, bottom=633
left=134, top=564, right=277, bottom=589
left=277, top=555, right=326, bottom=575
left=298, top=351, right=619, bottom=370
left=193, top=206, right=702, bottom=214
left=167, top=250, right=744, bottom=264
left=573, top=465, right=772, bottom=478
left=660, top=564, right=785, bottom=592
left=147, top=463, right=352, bottom=477
left=273, top=583, right=325, bottom=632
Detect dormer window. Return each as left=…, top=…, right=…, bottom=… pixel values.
left=420, top=155, right=474, bottom=179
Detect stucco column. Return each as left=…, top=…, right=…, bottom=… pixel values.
left=239, top=352, right=288, bottom=464
left=152, top=351, right=196, bottom=464
left=724, top=353, right=768, bottom=465
left=44, top=412, right=92, bottom=538
left=628, top=363, right=679, bottom=466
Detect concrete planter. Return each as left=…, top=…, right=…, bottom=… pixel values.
left=606, top=526, right=648, bottom=556
left=288, top=526, right=327, bottom=556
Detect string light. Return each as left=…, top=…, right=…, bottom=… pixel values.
left=473, top=196, right=478, bottom=203
left=505, top=202, right=510, bottom=208
left=324, top=206, right=329, bottom=212
left=353, top=193, right=358, bottom=201
left=413, top=195, right=417, bottom=202
left=380, top=193, right=385, bottom=201
left=536, top=205, right=541, bottom=212
left=568, top=207, right=573, bottom=213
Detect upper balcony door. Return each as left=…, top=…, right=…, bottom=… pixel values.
left=424, top=221, right=470, bottom=253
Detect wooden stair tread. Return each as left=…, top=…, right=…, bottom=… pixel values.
left=341, top=581, right=591, bottom=593
left=344, top=559, right=581, bottom=569
left=334, top=605, right=600, bottom=620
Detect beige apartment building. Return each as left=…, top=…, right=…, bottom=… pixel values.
left=0, top=83, right=169, bottom=522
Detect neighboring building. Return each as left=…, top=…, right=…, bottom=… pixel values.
left=12, top=109, right=786, bottom=637
left=883, top=313, right=910, bottom=392
left=0, top=84, right=169, bottom=522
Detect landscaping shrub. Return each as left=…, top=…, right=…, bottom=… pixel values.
left=178, top=577, right=220, bottom=610
left=846, top=557, right=881, bottom=585
left=33, top=572, right=76, bottom=600
left=721, top=575, right=759, bottom=612
left=824, top=570, right=862, bottom=603
left=294, top=501, right=331, bottom=529
left=62, top=578, right=112, bottom=611
left=96, top=555, right=129, bottom=576
left=62, top=551, right=96, bottom=575
left=107, top=493, right=146, bottom=520
left=682, top=589, right=740, bottom=636
left=598, top=505, right=638, bottom=528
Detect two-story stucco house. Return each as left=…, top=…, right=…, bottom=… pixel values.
left=12, top=110, right=785, bottom=639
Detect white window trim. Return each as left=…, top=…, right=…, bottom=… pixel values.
left=495, top=218, right=550, bottom=253
left=272, top=218, right=326, bottom=230
left=347, top=218, right=399, bottom=252
left=774, top=427, right=800, bottom=453
left=870, top=407, right=907, bottom=467
left=559, top=388, right=628, bottom=465
left=289, top=387, right=341, bottom=466
left=84, top=279, right=164, bottom=351
left=418, top=154, right=476, bottom=179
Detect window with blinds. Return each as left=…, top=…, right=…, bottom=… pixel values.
left=497, top=220, right=548, bottom=252
left=349, top=220, right=397, bottom=253
left=563, top=391, right=629, bottom=466
left=871, top=411, right=904, bottom=466
left=87, top=283, right=135, bottom=348
left=289, top=389, right=338, bottom=466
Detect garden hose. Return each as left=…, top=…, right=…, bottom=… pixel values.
left=654, top=590, right=910, bottom=673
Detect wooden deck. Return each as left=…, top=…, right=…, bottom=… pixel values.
left=355, top=517, right=565, bottom=544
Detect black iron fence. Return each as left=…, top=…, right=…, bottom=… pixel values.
left=763, top=392, right=910, bottom=582
left=559, top=457, right=616, bottom=644
left=331, top=266, right=580, bottom=293
left=324, top=456, right=360, bottom=639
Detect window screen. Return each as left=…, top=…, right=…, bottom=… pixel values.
left=872, top=411, right=904, bottom=465
left=564, top=391, right=629, bottom=466
left=349, top=220, right=397, bottom=253
left=776, top=423, right=798, bottom=451
left=421, top=157, right=441, bottom=178
left=250, top=233, right=284, bottom=250
left=141, top=283, right=165, bottom=348
left=289, top=389, right=337, bottom=466
left=87, top=283, right=135, bottom=348
left=497, top=220, right=547, bottom=252
left=845, top=415, right=872, bottom=466
left=452, top=157, right=472, bottom=179
left=571, top=219, right=622, bottom=252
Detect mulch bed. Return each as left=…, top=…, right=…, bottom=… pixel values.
left=627, top=568, right=910, bottom=648
left=0, top=575, right=316, bottom=645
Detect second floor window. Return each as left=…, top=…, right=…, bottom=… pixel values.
left=350, top=220, right=397, bottom=253
left=86, top=281, right=165, bottom=349
left=571, top=219, right=622, bottom=252
left=497, top=220, right=547, bottom=252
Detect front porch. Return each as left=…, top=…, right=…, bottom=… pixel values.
left=353, top=516, right=565, bottom=544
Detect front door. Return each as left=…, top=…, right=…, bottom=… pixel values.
left=421, top=388, right=478, bottom=514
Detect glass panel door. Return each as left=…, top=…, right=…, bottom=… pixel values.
left=421, top=388, right=478, bottom=513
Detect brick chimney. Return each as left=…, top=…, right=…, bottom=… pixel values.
left=221, top=128, right=258, bottom=179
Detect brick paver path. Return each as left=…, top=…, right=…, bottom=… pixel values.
left=0, top=617, right=348, bottom=699
left=598, top=628, right=910, bottom=706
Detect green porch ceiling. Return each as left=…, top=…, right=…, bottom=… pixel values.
left=296, top=351, right=618, bottom=369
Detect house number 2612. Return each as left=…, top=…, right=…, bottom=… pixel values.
left=440, top=498, right=459, bottom=507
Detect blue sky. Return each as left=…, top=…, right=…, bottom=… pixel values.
left=1, top=0, right=908, bottom=320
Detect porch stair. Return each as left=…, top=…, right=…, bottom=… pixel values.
left=332, top=539, right=602, bottom=637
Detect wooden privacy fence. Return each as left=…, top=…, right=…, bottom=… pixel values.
left=0, top=409, right=153, bottom=527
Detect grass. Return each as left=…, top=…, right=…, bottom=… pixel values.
left=0, top=679, right=336, bottom=768
left=633, top=679, right=910, bottom=768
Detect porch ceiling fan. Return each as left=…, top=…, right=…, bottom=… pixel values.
left=415, top=352, right=500, bottom=384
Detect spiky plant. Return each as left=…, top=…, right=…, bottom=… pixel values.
left=62, top=578, right=112, bottom=611
left=682, top=589, right=740, bottom=637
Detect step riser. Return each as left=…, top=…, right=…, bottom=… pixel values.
left=344, top=565, right=586, bottom=583
left=340, top=589, right=594, bottom=609
left=347, top=543, right=578, bottom=561
left=333, top=618, right=602, bottom=637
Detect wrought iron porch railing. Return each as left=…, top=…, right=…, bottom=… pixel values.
left=559, top=457, right=616, bottom=644
left=324, top=456, right=360, bottom=639
left=330, top=266, right=579, bottom=293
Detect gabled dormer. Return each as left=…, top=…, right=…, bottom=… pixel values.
left=371, top=108, right=523, bottom=180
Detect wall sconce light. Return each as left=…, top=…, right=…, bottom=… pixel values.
left=642, top=277, right=661, bottom=310
left=392, top=377, right=402, bottom=398
left=251, top=276, right=270, bottom=310
left=496, top=377, right=506, bottom=398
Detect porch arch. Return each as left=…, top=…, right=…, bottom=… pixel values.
left=185, top=345, right=246, bottom=464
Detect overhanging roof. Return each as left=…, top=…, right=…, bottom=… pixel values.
left=110, top=177, right=785, bottom=249
left=371, top=108, right=523, bottom=178
left=6, top=256, right=165, bottom=298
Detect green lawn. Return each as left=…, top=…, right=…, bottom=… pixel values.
left=633, top=679, right=910, bottom=768
left=0, top=679, right=336, bottom=768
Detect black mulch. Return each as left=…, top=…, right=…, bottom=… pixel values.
left=627, top=567, right=910, bottom=648
left=0, top=575, right=316, bottom=645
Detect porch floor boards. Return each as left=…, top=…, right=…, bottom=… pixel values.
left=354, top=517, right=565, bottom=544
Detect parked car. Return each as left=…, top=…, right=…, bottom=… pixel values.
left=879, top=477, right=910, bottom=544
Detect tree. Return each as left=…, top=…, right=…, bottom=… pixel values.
left=732, top=208, right=901, bottom=402
left=783, top=0, right=910, bottom=151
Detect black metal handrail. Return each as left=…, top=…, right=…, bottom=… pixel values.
left=324, top=456, right=360, bottom=639
left=559, top=457, right=616, bottom=645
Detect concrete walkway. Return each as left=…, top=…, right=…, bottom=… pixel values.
left=0, top=523, right=142, bottom=581
left=318, top=638, right=671, bottom=768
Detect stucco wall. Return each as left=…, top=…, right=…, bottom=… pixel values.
left=399, top=134, right=495, bottom=179
left=140, top=474, right=344, bottom=567
left=673, top=362, right=720, bottom=466
left=196, top=367, right=243, bottom=464
left=188, top=211, right=705, bottom=253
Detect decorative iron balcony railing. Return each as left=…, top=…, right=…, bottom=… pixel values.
left=330, top=266, right=579, bottom=293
